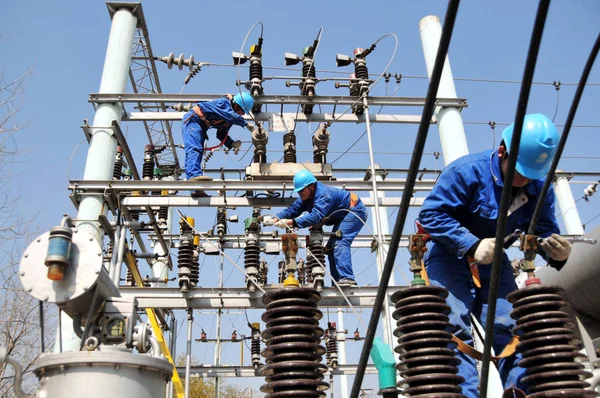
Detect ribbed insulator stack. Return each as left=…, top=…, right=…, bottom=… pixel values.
left=216, top=207, right=227, bottom=238
left=125, top=269, right=134, bottom=286
left=508, top=284, right=597, bottom=397
left=259, top=259, right=268, bottom=286
left=354, top=59, right=369, bottom=80
left=283, top=133, right=297, bottom=163
left=325, top=322, right=338, bottom=370
left=158, top=206, right=169, bottom=226
left=306, top=228, right=325, bottom=285
left=312, top=124, right=330, bottom=164
left=250, top=57, right=263, bottom=87
left=190, top=249, right=199, bottom=287
left=252, top=127, right=268, bottom=164
left=251, top=323, right=262, bottom=370
left=113, top=146, right=124, bottom=180
left=178, top=223, right=194, bottom=293
left=142, top=145, right=155, bottom=180
left=301, top=57, right=316, bottom=113
left=297, top=260, right=306, bottom=285
left=391, top=285, right=466, bottom=397
left=244, top=239, right=260, bottom=277
left=260, top=288, right=329, bottom=397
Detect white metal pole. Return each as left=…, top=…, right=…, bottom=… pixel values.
left=214, top=253, right=225, bottom=398
left=59, top=7, right=136, bottom=352
left=337, top=309, right=349, bottom=398
left=77, top=8, right=136, bottom=239
left=420, top=15, right=469, bottom=165
left=368, top=166, right=396, bottom=350
left=185, top=309, right=193, bottom=398
left=554, top=174, right=585, bottom=234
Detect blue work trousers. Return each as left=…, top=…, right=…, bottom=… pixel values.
left=326, top=201, right=367, bottom=281
left=182, top=111, right=208, bottom=179
left=426, top=251, right=525, bottom=397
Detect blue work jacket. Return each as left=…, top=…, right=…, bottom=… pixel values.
left=198, top=98, right=246, bottom=131
left=418, top=150, right=559, bottom=260
left=276, top=182, right=352, bottom=228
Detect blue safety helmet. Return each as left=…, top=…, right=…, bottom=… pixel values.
left=501, top=113, right=559, bottom=180
left=232, top=92, right=254, bottom=114
left=293, top=169, right=317, bottom=192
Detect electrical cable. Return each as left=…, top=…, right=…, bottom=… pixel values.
left=330, top=80, right=400, bottom=164
left=65, top=138, right=89, bottom=184
left=328, top=33, right=399, bottom=127
left=552, top=85, right=560, bottom=122
left=350, top=2, right=460, bottom=396
left=198, top=61, right=600, bottom=86
left=528, top=28, right=600, bottom=235
left=236, top=22, right=264, bottom=126
left=480, top=1, right=551, bottom=396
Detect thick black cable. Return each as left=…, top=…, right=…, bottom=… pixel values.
left=349, top=1, right=461, bottom=396
left=479, top=1, right=551, bottom=396
left=528, top=29, right=600, bottom=235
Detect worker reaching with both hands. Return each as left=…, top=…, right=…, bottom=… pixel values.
left=181, top=92, right=256, bottom=195
left=417, top=113, right=572, bottom=396
left=272, top=170, right=367, bottom=286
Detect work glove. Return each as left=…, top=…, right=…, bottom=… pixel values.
left=540, top=233, right=571, bottom=261
left=275, top=219, right=291, bottom=229
left=474, top=238, right=496, bottom=264
left=231, top=140, right=242, bottom=154
left=246, top=123, right=256, bottom=132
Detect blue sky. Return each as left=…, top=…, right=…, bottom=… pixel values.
left=2, top=0, right=600, bottom=395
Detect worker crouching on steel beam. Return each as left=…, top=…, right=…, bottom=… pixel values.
left=182, top=92, right=255, bottom=181
left=273, top=170, right=367, bottom=286
left=417, top=114, right=572, bottom=397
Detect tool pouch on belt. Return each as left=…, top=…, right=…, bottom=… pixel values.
left=349, top=192, right=359, bottom=208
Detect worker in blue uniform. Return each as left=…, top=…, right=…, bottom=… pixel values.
left=418, top=114, right=572, bottom=397
left=273, top=170, right=368, bottom=285
left=182, top=92, right=255, bottom=181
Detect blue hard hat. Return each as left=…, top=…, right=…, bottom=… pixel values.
left=233, top=92, right=254, bottom=114
left=293, top=169, right=317, bottom=192
left=501, top=113, right=559, bottom=180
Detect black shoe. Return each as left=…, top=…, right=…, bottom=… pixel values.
left=337, top=278, right=357, bottom=286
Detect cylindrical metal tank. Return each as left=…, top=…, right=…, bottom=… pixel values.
left=536, top=226, right=600, bottom=339
left=33, top=351, right=172, bottom=398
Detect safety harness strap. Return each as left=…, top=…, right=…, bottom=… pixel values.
left=452, top=334, right=520, bottom=362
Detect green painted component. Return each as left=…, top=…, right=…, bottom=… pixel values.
left=370, top=337, right=396, bottom=389
left=411, top=277, right=426, bottom=286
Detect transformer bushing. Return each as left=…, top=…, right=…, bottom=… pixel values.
left=283, top=132, right=297, bottom=163
left=281, top=234, right=299, bottom=287
left=260, top=288, right=329, bottom=397
left=142, top=144, right=155, bottom=180
left=312, top=124, right=330, bottom=164
left=177, top=219, right=196, bottom=293
left=306, top=227, right=325, bottom=291
left=325, top=322, right=338, bottom=370
left=391, top=285, right=466, bottom=396
left=508, top=284, right=597, bottom=396
left=251, top=322, right=262, bottom=370
left=252, top=125, right=269, bottom=163
left=244, top=208, right=261, bottom=291
left=113, top=145, right=124, bottom=180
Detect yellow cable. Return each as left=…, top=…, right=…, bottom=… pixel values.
left=125, top=251, right=185, bottom=398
